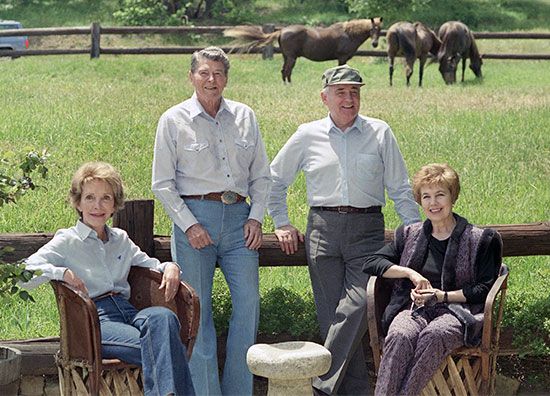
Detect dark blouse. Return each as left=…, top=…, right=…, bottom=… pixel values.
left=363, top=234, right=498, bottom=303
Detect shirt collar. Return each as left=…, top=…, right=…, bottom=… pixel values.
left=75, top=220, right=113, bottom=241
left=326, top=114, right=363, bottom=135
left=188, top=93, right=232, bottom=120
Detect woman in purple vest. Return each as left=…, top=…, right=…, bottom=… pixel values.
left=363, top=163, right=502, bottom=396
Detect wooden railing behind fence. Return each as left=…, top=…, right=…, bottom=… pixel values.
left=1, top=23, right=549, bottom=60
left=1, top=200, right=548, bottom=265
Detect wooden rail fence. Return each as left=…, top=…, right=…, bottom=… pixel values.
left=1, top=23, right=549, bottom=60
left=1, top=200, right=549, bottom=265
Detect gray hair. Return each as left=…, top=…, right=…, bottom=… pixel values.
left=190, top=46, right=230, bottom=75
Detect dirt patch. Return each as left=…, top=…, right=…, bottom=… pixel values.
left=497, top=355, right=550, bottom=395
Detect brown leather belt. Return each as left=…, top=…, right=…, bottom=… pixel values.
left=92, top=291, right=120, bottom=302
left=312, top=206, right=382, bottom=214
left=181, top=192, right=246, bottom=205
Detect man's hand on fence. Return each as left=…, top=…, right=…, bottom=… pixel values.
left=275, top=224, right=304, bottom=255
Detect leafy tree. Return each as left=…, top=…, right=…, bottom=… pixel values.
left=113, top=0, right=188, bottom=25
left=343, top=0, right=432, bottom=18
left=0, top=150, right=49, bottom=302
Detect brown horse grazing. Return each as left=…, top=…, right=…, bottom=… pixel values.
left=437, top=21, right=482, bottom=84
left=386, top=21, right=441, bottom=87
left=224, top=18, right=383, bottom=83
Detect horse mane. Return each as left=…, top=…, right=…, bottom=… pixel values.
left=343, top=18, right=380, bottom=37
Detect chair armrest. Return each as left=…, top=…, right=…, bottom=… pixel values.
left=480, top=264, right=509, bottom=351
left=50, top=280, right=102, bottom=372
left=366, top=276, right=394, bottom=373
left=128, top=266, right=200, bottom=358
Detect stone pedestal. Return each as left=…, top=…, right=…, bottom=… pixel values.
left=247, top=341, right=331, bottom=396
left=0, top=346, right=21, bottom=396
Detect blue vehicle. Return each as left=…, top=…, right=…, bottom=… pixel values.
left=0, top=20, right=29, bottom=57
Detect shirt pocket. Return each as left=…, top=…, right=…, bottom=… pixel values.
left=234, top=138, right=256, bottom=167
left=355, top=153, right=383, bottom=182
left=183, top=142, right=210, bottom=153
left=181, top=141, right=216, bottom=173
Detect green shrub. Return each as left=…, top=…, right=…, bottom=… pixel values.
left=0, top=150, right=49, bottom=303
left=211, top=0, right=257, bottom=24
left=113, top=0, right=187, bottom=26
left=259, top=286, right=318, bottom=337
left=211, top=270, right=318, bottom=338
left=504, top=265, right=550, bottom=355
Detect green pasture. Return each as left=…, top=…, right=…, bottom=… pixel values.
left=0, top=53, right=549, bottom=353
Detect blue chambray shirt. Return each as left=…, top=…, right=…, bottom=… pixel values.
left=268, top=115, right=420, bottom=228
left=24, top=220, right=174, bottom=299
left=152, top=93, right=271, bottom=233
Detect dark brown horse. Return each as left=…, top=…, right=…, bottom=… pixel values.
left=437, top=21, right=482, bottom=84
left=386, top=21, right=441, bottom=87
left=224, top=18, right=383, bottom=83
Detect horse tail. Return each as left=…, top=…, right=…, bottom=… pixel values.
left=224, top=26, right=281, bottom=51
left=398, top=30, right=416, bottom=60
left=386, top=29, right=399, bottom=58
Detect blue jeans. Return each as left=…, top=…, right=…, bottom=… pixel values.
left=172, top=199, right=259, bottom=396
left=95, top=295, right=195, bottom=395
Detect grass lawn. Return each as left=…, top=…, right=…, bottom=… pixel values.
left=0, top=51, right=549, bottom=353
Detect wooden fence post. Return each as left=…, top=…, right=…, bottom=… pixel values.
left=262, top=23, right=275, bottom=60
left=90, top=22, right=101, bottom=59
left=112, top=199, right=155, bottom=256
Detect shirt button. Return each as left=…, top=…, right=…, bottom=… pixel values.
left=227, top=175, right=230, bottom=177
left=222, top=157, right=226, bottom=160
left=219, top=139, right=222, bottom=143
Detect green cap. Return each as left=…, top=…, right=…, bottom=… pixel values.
left=322, top=65, right=364, bottom=88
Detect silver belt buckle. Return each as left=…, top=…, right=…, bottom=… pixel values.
left=221, top=191, right=238, bottom=205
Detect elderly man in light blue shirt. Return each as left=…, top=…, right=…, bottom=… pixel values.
left=268, top=65, right=420, bottom=395
left=152, top=47, right=270, bottom=396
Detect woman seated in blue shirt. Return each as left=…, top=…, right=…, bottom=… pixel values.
left=363, top=163, right=502, bottom=396
left=25, top=161, right=195, bottom=396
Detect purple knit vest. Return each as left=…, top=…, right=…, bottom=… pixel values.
left=398, top=221, right=484, bottom=290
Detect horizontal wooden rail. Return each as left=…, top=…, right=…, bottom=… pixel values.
left=1, top=200, right=548, bottom=264
left=3, top=48, right=550, bottom=60
left=1, top=26, right=550, bottom=39
left=0, top=27, right=89, bottom=36
left=356, top=50, right=550, bottom=60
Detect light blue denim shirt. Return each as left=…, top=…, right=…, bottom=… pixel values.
left=268, top=115, right=420, bottom=228
left=24, top=220, right=173, bottom=299
left=152, top=93, right=271, bottom=232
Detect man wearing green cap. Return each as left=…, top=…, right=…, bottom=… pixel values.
left=268, top=64, right=420, bottom=395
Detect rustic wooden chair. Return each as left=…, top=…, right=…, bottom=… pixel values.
left=367, top=264, right=509, bottom=396
left=51, top=266, right=200, bottom=396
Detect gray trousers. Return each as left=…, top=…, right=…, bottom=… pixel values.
left=307, top=208, right=385, bottom=395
